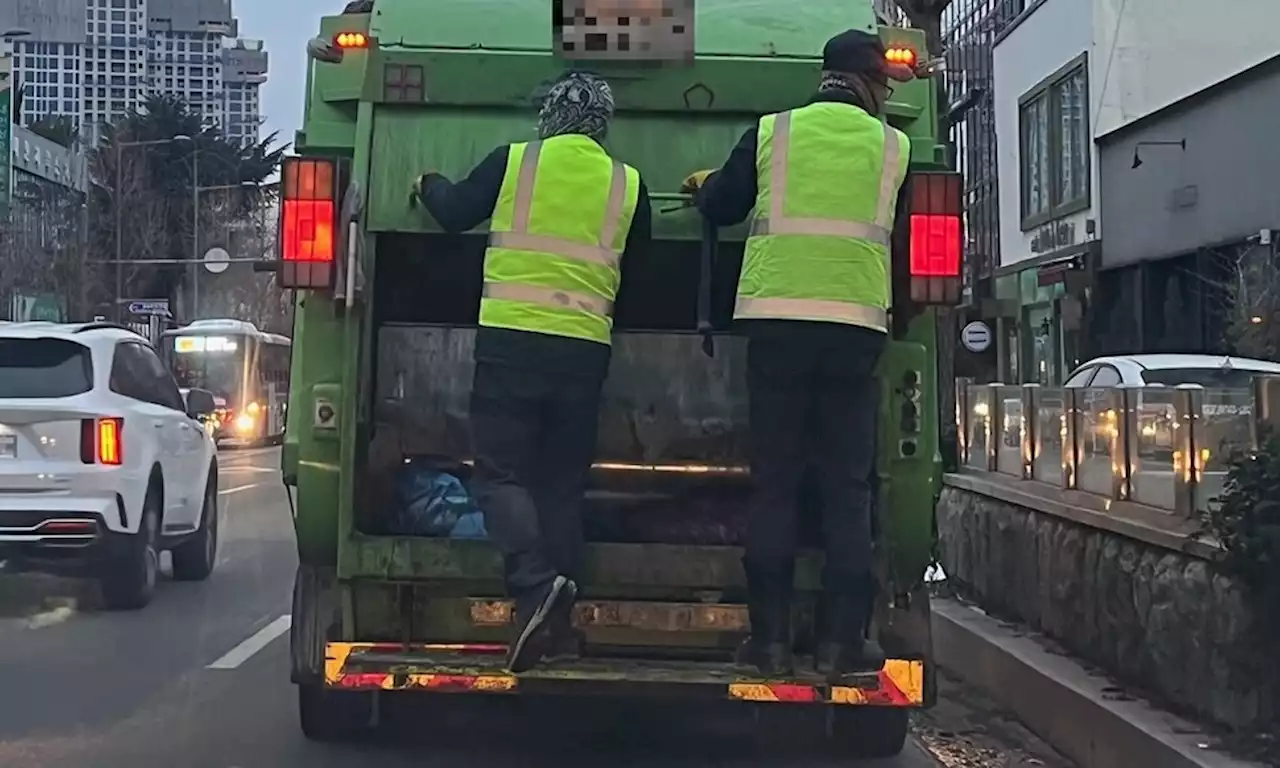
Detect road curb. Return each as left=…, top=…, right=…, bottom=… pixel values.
left=930, top=597, right=1264, bottom=768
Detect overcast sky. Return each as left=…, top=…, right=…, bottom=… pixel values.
left=236, top=0, right=328, bottom=151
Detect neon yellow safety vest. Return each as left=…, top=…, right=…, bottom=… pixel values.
left=481, top=134, right=641, bottom=345
left=737, top=102, right=911, bottom=333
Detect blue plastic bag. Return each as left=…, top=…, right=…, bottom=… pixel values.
left=392, top=465, right=489, bottom=539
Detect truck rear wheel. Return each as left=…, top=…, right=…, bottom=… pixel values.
left=298, top=684, right=373, bottom=742
left=826, top=706, right=909, bottom=759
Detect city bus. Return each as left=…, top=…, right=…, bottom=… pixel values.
left=160, top=319, right=291, bottom=445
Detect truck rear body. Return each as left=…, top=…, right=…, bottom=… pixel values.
left=281, top=0, right=961, bottom=729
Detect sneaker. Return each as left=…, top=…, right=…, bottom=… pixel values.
left=506, top=575, right=577, bottom=673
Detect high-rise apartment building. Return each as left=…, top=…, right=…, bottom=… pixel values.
left=83, top=0, right=150, bottom=139
left=145, top=0, right=234, bottom=127
left=221, top=38, right=266, bottom=144
left=1, top=0, right=85, bottom=125
left=2, top=0, right=266, bottom=146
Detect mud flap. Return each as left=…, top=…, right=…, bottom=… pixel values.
left=290, top=564, right=342, bottom=685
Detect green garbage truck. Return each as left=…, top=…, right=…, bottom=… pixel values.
left=276, top=0, right=963, bottom=758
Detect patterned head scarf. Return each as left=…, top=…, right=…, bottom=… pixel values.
left=536, top=71, right=615, bottom=141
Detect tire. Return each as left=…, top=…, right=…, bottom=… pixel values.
left=298, top=684, right=373, bottom=742
left=827, top=706, right=910, bottom=759
left=101, top=483, right=161, bottom=610
left=172, top=467, right=219, bottom=582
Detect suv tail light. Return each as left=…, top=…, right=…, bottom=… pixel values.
left=907, top=172, right=963, bottom=305
left=81, top=417, right=123, bottom=465
left=279, top=157, right=337, bottom=290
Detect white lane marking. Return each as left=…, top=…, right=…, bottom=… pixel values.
left=222, top=466, right=279, bottom=474
left=218, top=483, right=261, bottom=496
left=26, top=604, right=76, bottom=629
left=208, top=614, right=292, bottom=669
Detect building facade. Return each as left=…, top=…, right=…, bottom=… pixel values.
left=4, top=123, right=90, bottom=321
left=991, top=0, right=1280, bottom=374
left=941, top=0, right=1026, bottom=380
left=1090, top=2, right=1280, bottom=358
left=2, top=0, right=266, bottom=146
left=991, top=0, right=1097, bottom=384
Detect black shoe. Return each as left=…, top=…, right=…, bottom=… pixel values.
left=814, top=638, right=886, bottom=680
left=507, top=575, right=577, bottom=673
left=734, top=636, right=793, bottom=676
left=735, top=558, right=795, bottom=677
left=543, top=622, right=585, bottom=664
left=815, top=574, right=885, bottom=681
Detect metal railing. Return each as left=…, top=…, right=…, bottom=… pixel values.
left=955, top=378, right=1280, bottom=515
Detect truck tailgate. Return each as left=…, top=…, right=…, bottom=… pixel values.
left=324, top=643, right=925, bottom=707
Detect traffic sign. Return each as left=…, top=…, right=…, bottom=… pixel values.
left=128, top=299, right=171, bottom=316
left=203, top=246, right=230, bottom=274
left=960, top=321, right=992, bottom=353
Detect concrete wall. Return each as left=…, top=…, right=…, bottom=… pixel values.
left=1097, top=60, right=1280, bottom=269
left=937, top=477, right=1276, bottom=730
left=993, top=0, right=1099, bottom=268
left=1092, top=0, right=1280, bottom=138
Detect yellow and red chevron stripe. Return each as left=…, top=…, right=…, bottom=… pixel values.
left=728, top=660, right=925, bottom=706
left=323, top=643, right=924, bottom=707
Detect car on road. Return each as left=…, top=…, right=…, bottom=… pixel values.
left=1064, top=353, right=1280, bottom=456
left=0, top=321, right=221, bottom=609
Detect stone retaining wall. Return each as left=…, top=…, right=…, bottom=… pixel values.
left=936, top=482, right=1276, bottom=731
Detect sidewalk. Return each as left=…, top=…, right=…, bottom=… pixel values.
left=931, top=596, right=1270, bottom=768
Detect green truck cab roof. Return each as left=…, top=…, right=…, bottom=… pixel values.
left=367, top=0, right=877, bottom=58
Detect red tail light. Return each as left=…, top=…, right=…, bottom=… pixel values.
left=907, top=172, right=964, bottom=305
left=279, top=157, right=337, bottom=290
left=82, top=418, right=123, bottom=465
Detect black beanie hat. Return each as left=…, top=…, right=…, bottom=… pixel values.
left=821, top=29, right=887, bottom=77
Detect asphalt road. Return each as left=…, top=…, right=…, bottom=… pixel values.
left=0, top=447, right=1030, bottom=768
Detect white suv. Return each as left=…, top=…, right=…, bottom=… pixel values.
left=0, top=322, right=220, bottom=609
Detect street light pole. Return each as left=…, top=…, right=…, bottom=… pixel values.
left=114, top=141, right=122, bottom=321
left=192, top=148, right=200, bottom=319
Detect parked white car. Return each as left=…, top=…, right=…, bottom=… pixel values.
left=1064, top=354, right=1280, bottom=453
left=1063, top=353, right=1280, bottom=390
left=0, top=322, right=220, bottom=609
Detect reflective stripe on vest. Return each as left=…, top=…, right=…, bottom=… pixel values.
left=749, top=110, right=902, bottom=245
left=736, top=106, right=908, bottom=332
left=480, top=137, right=635, bottom=345
left=735, top=296, right=887, bottom=328
left=487, top=141, right=628, bottom=270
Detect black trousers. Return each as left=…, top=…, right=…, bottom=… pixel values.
left=744, top=322, right=887, bottom=585
left=469, top=361, right=603, bottom=598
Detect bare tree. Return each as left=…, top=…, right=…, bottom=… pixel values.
left=1219, top=244, right=1280, bottom=360
left=0, top=177, right=92, bottom=320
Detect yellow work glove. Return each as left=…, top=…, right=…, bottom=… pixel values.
left=680, top=169, right=714, bottom=194
left=411, top=172, right=433, bottom=200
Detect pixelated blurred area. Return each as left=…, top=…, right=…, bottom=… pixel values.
left=553, top=0, right=695, bottom=63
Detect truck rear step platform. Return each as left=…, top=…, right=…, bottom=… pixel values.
left=324, top=643, right=924, bottom=707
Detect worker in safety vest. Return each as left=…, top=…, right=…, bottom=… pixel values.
left=683, top=30, right=910, bottom=681
left=414, top=71, right=652, bottom=673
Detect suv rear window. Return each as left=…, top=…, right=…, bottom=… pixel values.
left=1140, top=367, right=1266, bottom=388
left=0, top=338, right=94, bottom=398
